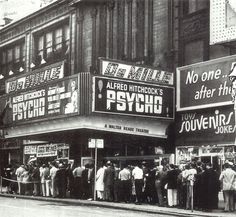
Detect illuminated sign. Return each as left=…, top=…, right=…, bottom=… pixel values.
left=210, top=0, right=236, bottom=45
left=92, top=76, right=174, bottom=119
left=100, top=58, right=174, bottom=85
left=5, top=74, right=79, bottom=123
left=176, top=55, right=236, bottom=111
left=6, top=61, right=64, bottom=94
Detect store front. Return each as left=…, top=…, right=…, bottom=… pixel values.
left=176, top=55, right=236, bottom=169
left=0, top=59, right=175, bottom=168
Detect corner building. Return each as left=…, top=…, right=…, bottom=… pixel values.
left=0, top=0, right=175, bottom=172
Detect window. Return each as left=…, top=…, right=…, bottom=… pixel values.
left=0, top=41, right=25, bottom=83
left=184, top=0, right=208, bottom=15
left=35, top=23, right=69, bottom=66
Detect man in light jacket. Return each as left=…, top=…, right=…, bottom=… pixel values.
left=219, top=162, right=236, bottom=212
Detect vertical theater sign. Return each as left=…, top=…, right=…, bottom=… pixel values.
left=176, top=55, right=236, bottom=164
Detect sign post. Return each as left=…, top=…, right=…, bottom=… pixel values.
left=88, top=138, right=104, bottom=201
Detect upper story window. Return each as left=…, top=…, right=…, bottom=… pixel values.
left=183, top=0, right=208, bottom=15
left=0, top=41, right=25, bottom=84
left=34, top=23, right=69, bottom=66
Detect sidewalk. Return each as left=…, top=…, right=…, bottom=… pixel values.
left=0, top=192, right=235, bottom=217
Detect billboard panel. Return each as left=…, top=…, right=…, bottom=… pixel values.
left=92, top=76, right=174, bottom=119
left=1, top=74, right=79, bottom=125
left=176, top=55, right=236, bottom=111
left=176, top=106, right=235, bottom=142
left=210, top=0, right=236, bottom=45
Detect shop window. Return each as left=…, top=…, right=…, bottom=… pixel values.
left=0, top=41, right=25, bottom=93
left=184, top=0, right=208, bottom=15
left=34, top=23, right=69, bottom=66
left=184, top=40, right=204, bottom=65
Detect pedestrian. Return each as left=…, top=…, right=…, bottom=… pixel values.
left=66, top=162, right=74, bottom=198
left=81, top=164, right=89, bottom=199
left=15, top=164, right=26, bottom=195
left=132, top=163, right=144, bottom=205
left=87, top=163, right=95, bottom=200
left=184, top=163, right=197, bottom=210
left=3, top=165, right=12, bottom=193
left=103, top=161, right=115, bottom=202
left=166, top=164, right=178, bottom=207
left=56, top=163, right=67, bottom=198
left=31, top=163, right=40, bottom=196
left=96, top=163, right=106, bottom=200
left=40, top=163, right=50, bottom=197
left=113, top=163, right=121, bottom=202
left=119, top=163, right=131, bottom=203
left=22, top=165, right=31, bottom=195
left=50, top=161, right=58, bottom=198
left=155, top=165, right=165, bottom=206
left=219, top=162, right=236, bottom=212
left=201, top=163, right=220, bottom=211
left=73, top=163, right=84, bottom=199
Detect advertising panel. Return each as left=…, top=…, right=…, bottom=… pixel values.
left=37, top=143, right=57, bottom=158
left=176, top=106, right=235, bottom=142
left=2, top=74, right=79, bottom=124
left=92, top=76, right=174, bottom=119
left=176, top=55, right=236, bottom=111
left=210, top=0, right=236, bottom=45
left=6, top=61, right=64, bottom=94
left=100, top=58, right=174, bottom=85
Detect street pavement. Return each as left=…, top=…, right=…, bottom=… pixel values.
left=0, top=193, right=235, bottom=217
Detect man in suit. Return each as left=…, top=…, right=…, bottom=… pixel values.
left=103, top=161, right=115, bottom=201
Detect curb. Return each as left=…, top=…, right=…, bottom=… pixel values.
left=0, top=193, right=226, bottom=217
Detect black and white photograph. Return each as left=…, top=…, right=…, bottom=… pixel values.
left=0, top=0, right=236, bottom=217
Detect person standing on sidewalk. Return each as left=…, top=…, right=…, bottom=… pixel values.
left=113, top=163, right=121, bottom=202
left=132, top=163, right=144, bottom=205
left=184, top=163, right=197, bottom=210
left=219, top=162, right=236, bottom=212
left=40, top=163, right=50, bottom=197
left=166, top=164, right=178, bottom=207
left=31, top=163, right=40, bottom=196
left=103, top=161, right=115, bottom=202
left=119, top=164, right=131, bottom=203
left=15, top=164, right=26, bottom=195
left=50, top=161, right=58, bottom=198
left=96, top=163, right=106, bottom=200
left=73, top=163, right=84, bottom=199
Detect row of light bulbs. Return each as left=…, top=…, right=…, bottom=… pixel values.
left=0, top=58, right=47, bottom=80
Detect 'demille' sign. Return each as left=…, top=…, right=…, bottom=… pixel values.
left=100, top=58, right=174, bottom=85
left=6, top=61, right=64, bottom=94
left=92, top=76, right=174, bottom=119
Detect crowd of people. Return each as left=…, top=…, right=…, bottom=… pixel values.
left=1, top=159, right=236, bottom=213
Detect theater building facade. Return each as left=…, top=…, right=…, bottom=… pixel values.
left=0, top=0, right=175, bottom=172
